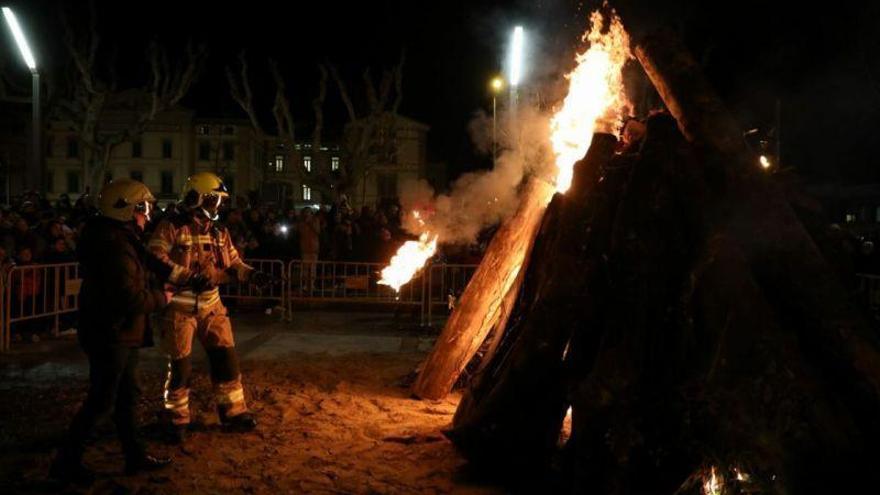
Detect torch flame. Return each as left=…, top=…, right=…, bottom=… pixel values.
left=378, top=230, right=438, bottom=292
left=550, top=10, right=632, bottom=193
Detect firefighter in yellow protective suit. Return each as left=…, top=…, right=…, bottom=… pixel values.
left=149, top=172, right=273, bottom=442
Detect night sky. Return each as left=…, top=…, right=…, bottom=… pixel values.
left=5, top=0, right=880, bottom=184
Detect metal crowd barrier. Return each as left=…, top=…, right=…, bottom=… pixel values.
left=219, top=258, right=287, bottom=317
left=286, top=260, right=425, bottom=322
left=1, top=263, right=80, bottom=352
left=425, top=263, right=479, bottom=327
left=0, top=259, right=480, bottom=351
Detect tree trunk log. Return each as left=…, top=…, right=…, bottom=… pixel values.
left=412, top=178, right=555, bottom=400
left=447, top=134, right=618, bottom=469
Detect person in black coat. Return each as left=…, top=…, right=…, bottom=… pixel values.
left=50, top=179, right=177, bottom=485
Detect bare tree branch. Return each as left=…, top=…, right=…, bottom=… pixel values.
left=225, top=51, right=265, bottom=136
left=363, top=68, right=379, bottom=113
left=312, top=64, right=328, bottom=150
left=329, top=64, right=357, bottom=123
left=392, top=49, right=405, bottom=114
left=269, top=58, right=295, bottom=145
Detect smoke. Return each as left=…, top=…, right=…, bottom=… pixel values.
left=399, top=103, right=556, bottom=244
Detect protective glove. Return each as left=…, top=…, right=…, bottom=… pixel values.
left=188, top=272, right=212, bottom=293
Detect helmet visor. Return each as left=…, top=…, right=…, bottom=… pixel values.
left=202, top=193, right=226, bottom=218
left=133, top=201, right=153, bottom=222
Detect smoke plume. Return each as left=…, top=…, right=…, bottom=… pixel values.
left=399, top=103, right=556, bottom=244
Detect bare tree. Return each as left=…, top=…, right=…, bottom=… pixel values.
left=226, top=54, right=333, bottom=197
left=55, top=1, right=206, bottom=191
left=329, top=50, right=405, bottom=196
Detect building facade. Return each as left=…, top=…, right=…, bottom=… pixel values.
left=41, top=108, right=430, bottom=209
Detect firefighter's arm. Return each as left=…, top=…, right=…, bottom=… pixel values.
left=148, top=220, right=193, bottom=286
left=111, top=249, right=168, bottom=315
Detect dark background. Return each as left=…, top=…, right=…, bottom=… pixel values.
left=4, top=0, right=879, bottom=184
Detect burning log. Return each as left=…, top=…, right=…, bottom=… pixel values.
left=439, top=21, right=880, bottom=494
left=412, top=178, right=554, bottom=400
left=448, top=133, right=617, bottom=469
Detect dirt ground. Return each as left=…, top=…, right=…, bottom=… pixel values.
left=0, top=347, right=500, bottom=494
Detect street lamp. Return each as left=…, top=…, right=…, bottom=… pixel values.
left=490, top=77, right=504, bottom=166
left=508, top=26, right=524, bottom=115
left=2, top=6, right=41, bottom=193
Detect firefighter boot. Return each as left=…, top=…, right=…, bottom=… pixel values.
left=223, top=411, right=258, bottom=432
left=125, top=453, right=173, bottom=475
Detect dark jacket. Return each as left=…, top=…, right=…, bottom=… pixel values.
left=77, top=216, right=171, bottom=349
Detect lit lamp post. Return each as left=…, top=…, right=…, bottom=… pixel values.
left=508, top=26, right=524, bottom=117
left=490, top=76, right=504, bottom=166
left=2, top=7, right=41, bottom=193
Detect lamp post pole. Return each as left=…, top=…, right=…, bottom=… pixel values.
left=2, top=7, right=41, bottom=193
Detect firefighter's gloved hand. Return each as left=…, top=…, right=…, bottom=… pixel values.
left=250, top=271, right=278, bottom=289
left=188, top=273, right=212, bottom=293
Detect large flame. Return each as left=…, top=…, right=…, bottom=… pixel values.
left=379, top=212, right=438, bottom=292
left=379, top=10, right=631, bottom=289
left=550, top=10, right=632, bottom=193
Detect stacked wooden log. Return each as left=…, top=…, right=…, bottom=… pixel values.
left=416, top=27, right=880, bottom=493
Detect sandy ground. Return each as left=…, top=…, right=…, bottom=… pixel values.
left=0, top=313, right=500, bottom=494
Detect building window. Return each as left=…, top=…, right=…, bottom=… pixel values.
left=331, top=156, right=340, bottom=171
left=303, top=156, right=312, bottom=172
left=130, top=170, right=143, bottom=182
left=66, top=171, right=80, bottom=194
left=302, top=185, right=311, bottom=201
left=223, top=126, right=235, bottom=135
left=198, top=125, right=210, bottom=135
left=275, top=154, right=284, bottom=172
left=66, top=137, right=79, bottom=159
left=46, top=172, right=54, bottom=193
left=104, top=172, right=113, bottom=185
left=161, top=171, right=174, bottom=195
left=199, top=141, right=211, bottom=161
left=162, top=138, right=172, bottom=159
left=377, top=173, right=398, bottom=199
left=846, top=213, right=857, bottom=223
left=223, top=141, right=235, bottom=160
left=132, top=139, right=142, bottom=158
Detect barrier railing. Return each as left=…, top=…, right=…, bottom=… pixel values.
left=219, top=258, right=287, bottom=317
left=0, top=258, right=480, bottom=351
left=286, top=260, right=425, bottom=320
left=425, top=263, right=479, bottom=327
left=2, top=263, right=80, bottom=352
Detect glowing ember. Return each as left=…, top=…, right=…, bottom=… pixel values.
left=549, top=10, right=632, bottom=193
left=559, top=405, right=573, bottom=445
left=378, top=231, right=438, bottom=292
left=703, top=466, right=723, bottom=495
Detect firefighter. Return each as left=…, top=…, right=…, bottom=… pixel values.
left=149, top=172, right=273, bottom=442
left=50, top=179, right=173, bottom=484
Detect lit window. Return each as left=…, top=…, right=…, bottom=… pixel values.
left=846, top=213, right=857, bottom=223
left=302, top=185, right=311, bottom=201
left=331, top=156, right=340, bottom=171
left=275, top=154, right=284, bottom=172
left=303, top=156, right=312, bottom=172
left=198, top=125, right=210, bottom=135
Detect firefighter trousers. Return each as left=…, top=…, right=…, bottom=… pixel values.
left=161, top=304, right=248, bottom=425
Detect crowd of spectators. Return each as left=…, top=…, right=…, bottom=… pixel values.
left=0, top=190, right=487, bottom=275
